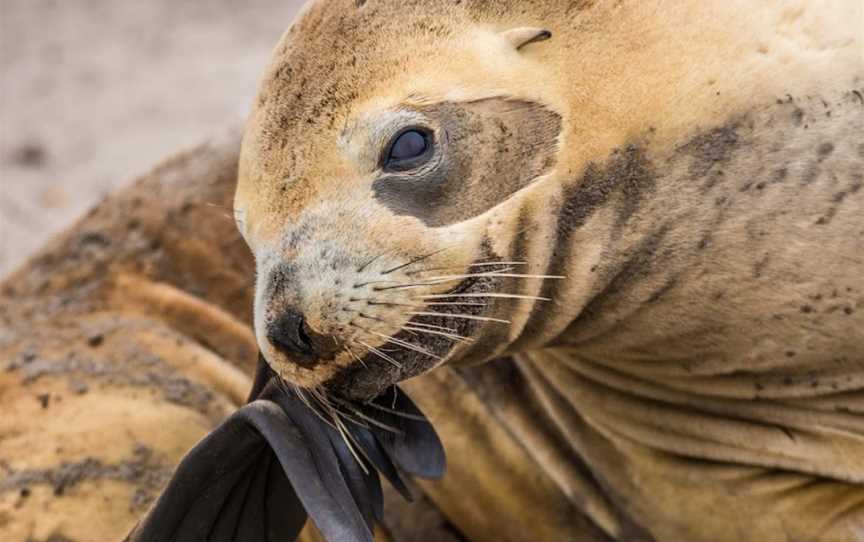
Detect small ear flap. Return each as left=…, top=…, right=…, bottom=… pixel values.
left=500, top=27, right=552, bottom=50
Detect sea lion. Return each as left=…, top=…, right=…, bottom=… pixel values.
left=234, top=0, right=864, bottom=540
left=0, top=0, right=862, bottom=541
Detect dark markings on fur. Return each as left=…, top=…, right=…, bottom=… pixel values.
left=611, top=146, right=657, bottom=231
left=815, top=174, right=862, bottom=226
left=560, top=224, right=672, bottom=340
left=510, top=205, right=534, bottom=266
left=373, top=98, right=561, bottom=227
left=463, top=214, right=536, bottom=363
left=512, top=144, right=658, bottom=349
left=647, top=277, right=677, bottom=304
left=264, top=263, right=298, bottom=306
left=791, top=107, right=805, bottom=126
left=557, top=145, right=657, bottom=236
left=0, top=445, right=170, bottom=509
left=679, top=124, right=741, bottom=194
left=11, top=350, right=216, bottom=415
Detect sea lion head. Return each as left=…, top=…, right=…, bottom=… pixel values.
left=236, top=0, right=562, bottom=400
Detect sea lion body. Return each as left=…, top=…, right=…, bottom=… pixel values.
left=236, top=0, right=864, bottom=540
left=0, top=0, right=862, bottom=541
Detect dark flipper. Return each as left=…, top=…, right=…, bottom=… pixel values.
left=126, top=355, right=446, bottom=542
left=366, top=387, right=447, bottom=479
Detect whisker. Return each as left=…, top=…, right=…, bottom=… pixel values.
left=357, top=252, right=387, bottom=273
left=406, top=261, right=528, bottom=276
left=351, top=324, right=442, bottom=359
left=368, top=330, right=442, bottom=360
left=419, top=292, right=551, bottom=301
left=343, top=345, right=368, bottom=369
left=405, top=321, right=459, bottom=333
left=292, top=383, right=316, bottom=412
left=354, top=338, right=403, bottom=368
left=362, top=400, right=428, bottom=421
left=310, top=389, right=377, bottom=469
left=330, top=412, right=370, bottom=473
left=422, top=273, right=565, bottom=281
left=354, top=299, right=419, bottom=308
left=344, top=409, right=402, bottom=434
left=380, top=247, right=449, bottom=275
left=372, top=282, right=441, bottom=292
left=403, top=325, right=472, bottom=343
left=330, top=398, right=405, bottom=434
left=358, top=313, right=387, bottom=324
left=293, top=385, right=339, bottom=430
left=354, top=279, right=402, bottom=288
left=374, top=270, right=562, bottom=290
left=420, top=266, right=516, bottom=279
left=307, top=387, right=369, bottom=430
left=426, top=301, right=488, bottom=307
left=407, top=311, right=511, bottom=324
left=339, top=425, right=376, bottom=472
left=435, top=265, right=514, bottom=276
left=327, top=399, right=370, bottom=430
left=400, top=267, right=516, bottom=285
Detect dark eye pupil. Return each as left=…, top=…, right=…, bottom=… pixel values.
left=389, top=130, right=428, bottom=161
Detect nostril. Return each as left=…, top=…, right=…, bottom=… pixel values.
left=297, top=319, right=313, bottom=349
left=267, top=310, right=315, bottom=357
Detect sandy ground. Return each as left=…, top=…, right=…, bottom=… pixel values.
left=0, top=0, right=305, bottom=277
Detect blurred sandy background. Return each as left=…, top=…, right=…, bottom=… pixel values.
left=0, top=0, right=305, bottom=277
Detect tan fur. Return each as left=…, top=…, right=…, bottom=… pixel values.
left=236, top=1, right=864, bottom=540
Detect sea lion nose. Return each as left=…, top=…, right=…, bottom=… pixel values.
left=267, top=310, right=314, bottom=357
left=266, top=310, right=340, bottom=364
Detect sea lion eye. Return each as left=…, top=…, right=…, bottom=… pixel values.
left=384, top=128, right=432, bottom=170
